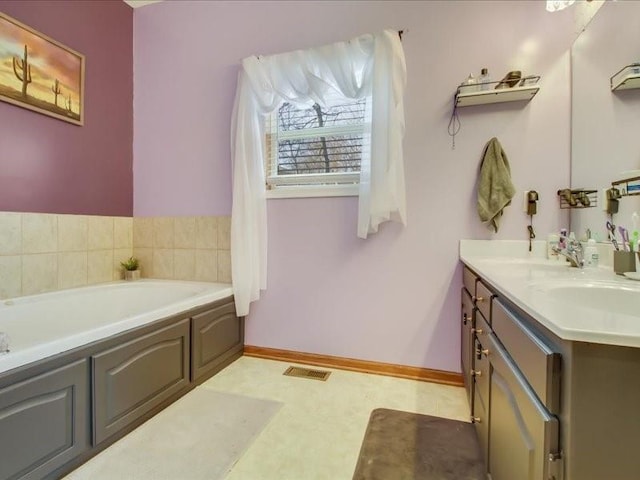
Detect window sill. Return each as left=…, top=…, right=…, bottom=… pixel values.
left=266, top=184, right=359, bottom=199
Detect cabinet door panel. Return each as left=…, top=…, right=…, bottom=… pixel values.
left=92, top=319, right=190, bottom=444
left=461, top=287, right=475, bottom=409
left=492, top=299, right=561, bottom=414
left=0, top=359, right=89, bottom=480
left=191, top=299, right=243, bottom=382
left=473, top=380, right=489, bottom=470
left=487, top=332, right=560, bottom=480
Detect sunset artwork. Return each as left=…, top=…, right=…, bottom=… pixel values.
left=0, top=12, right=84, bottom=125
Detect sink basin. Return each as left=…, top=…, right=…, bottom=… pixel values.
left=531, top=281, right=640, bottom=317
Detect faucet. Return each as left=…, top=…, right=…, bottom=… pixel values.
left=553, top=235, right=584, bottom=268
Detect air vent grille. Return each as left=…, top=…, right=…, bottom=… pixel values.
left=283, top=366, right=331, bottom=381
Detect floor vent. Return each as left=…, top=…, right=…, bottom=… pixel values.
left=283, top=366, right=331, bottom=381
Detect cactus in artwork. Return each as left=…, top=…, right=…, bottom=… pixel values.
left=66, top=95, right=73, bottom=113
left=51, top=79, right=62, bottom=107
left=12, top=45, right=32, bottom=96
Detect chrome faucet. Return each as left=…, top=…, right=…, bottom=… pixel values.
left=553, top=236, right=584, bottom=268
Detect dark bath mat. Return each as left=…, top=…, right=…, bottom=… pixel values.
left=352, top=408, right=485, bottom=480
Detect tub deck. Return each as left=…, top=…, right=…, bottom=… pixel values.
left=0, top=280, right=233, bottom=374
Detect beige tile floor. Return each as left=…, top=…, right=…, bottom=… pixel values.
left=69, top=356, right=469, bottom=479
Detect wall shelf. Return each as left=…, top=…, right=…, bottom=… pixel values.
left=611, top=64, right=640, bottom=91
left=455, top=79, right=540, bottom=107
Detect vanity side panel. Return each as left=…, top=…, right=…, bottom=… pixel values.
left=566, top=343, right=640, bottom=480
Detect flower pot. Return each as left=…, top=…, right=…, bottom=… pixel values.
left=124, top=270, right=141, bottom=281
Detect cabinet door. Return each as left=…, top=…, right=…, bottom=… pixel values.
left=92, top=319, right=190, bottom=445
left=461, top=287, right=475, bottom=409
left=0, top=359, right=89, bottom=480
left=191, top=299, right=243, bottom=383
left=487, top=332, right=561, bottom=480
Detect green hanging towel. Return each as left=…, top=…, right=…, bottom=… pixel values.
left=477, top=137, right=515, bottom=233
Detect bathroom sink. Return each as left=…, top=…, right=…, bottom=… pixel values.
left=530, top=281, right=640, bottom=317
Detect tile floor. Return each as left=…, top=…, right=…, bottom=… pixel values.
left=68, top=356, right=469, bottom=479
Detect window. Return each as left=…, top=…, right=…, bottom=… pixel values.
left=265, top=95, right=370, bottom=198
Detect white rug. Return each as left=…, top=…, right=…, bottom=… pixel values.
left=67, top=388, right=283, bottom=480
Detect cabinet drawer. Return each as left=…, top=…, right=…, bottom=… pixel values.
left=191, top=299, right=243, bottom=383
left=461, top=287, right=475, bottom=409
left=475, top=280, right=494, bottom=324
left=463, top=267, right=478, bottom=296
left=492, top=299, right=561, bottom=414
left=486, top=332, right=560, bottom=480
left=0, top=359, right=89, bottom=480
left=92, top=319, right=190, bottom=445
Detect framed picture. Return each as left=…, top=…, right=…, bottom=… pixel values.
left=0, top=12, right=84, bottom=126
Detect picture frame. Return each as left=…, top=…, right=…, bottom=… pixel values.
left=0, top=11, right=85, bottom=126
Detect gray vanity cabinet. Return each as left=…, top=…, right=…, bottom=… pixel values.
left=486, top=332, right=560, bottom=480
left=92, top=318, right=190, bottom=445
left=191, top=297, right=244, bottom=383
left=0, top=359, right=89, bottom=480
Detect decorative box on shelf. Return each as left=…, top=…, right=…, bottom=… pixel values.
left=610, top=64, right=640, bottom=91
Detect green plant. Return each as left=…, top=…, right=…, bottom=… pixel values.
left=120, top=256, right=139, bottom=271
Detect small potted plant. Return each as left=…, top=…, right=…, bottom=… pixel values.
left=120, top=256, right=141, bottom=281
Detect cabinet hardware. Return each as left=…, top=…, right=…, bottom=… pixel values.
left=548, top=452, right=564, bottom=480
left=471, top=328, right=483, bottom=334
left=471, top=369, right=482, bottom=377
left=481, top=348, right=490, bottom=356
left=463, top=313, right=468, bottom=324
left=471, top=416, right=481, bottom=423
left=473, top=295, right=485, bottom=302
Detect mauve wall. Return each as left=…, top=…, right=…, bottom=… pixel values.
left=134, top=1, right=576, bottom=372
left=0, top=0, right=133, bottom=216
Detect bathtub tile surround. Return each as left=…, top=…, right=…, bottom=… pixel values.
left=0, top=213, right=22, bottom=255
left=0, top=213, right=231, bottom=299
left=0, top=212, right=133, bottom=299
left=133, top=216, right=231, bottom=283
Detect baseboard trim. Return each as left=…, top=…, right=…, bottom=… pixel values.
left=243, top=345, right=463, bottom=387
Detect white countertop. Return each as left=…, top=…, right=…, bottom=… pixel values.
left=460, top=240, right=640, bottom=348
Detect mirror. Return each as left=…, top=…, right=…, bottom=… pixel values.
left=571, top=1, right=640, bottom=243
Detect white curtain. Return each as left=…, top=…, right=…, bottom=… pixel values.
left=230, top=29, right=407, bottom=317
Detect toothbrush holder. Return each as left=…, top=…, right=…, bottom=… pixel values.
left=613, top=251, right=637, bottom=275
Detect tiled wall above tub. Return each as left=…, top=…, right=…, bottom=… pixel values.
left=0, top=212, right=133, bottom=299
left=132, top=216, right=231, bottom=283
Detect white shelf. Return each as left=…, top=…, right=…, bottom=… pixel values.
left=611, top=64, right=640, bottom=91
left=455, top=85, right=540, bottom=107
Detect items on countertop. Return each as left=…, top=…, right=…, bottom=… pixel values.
left=476, top=137, right=515, bottom=233
left=584, top=239, right=599, bottom=268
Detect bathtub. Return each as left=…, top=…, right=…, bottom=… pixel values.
left=0, top=280, right=233, bottom=375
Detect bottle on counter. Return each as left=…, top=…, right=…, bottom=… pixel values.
left=584, top=238, right=599, bottom=267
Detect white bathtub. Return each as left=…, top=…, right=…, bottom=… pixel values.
left=0, top=280, right=233, bottom=375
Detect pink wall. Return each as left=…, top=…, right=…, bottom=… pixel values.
left=134, top=1, right=576, bottom=372
left=0, top=0, right=133, bottom=216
